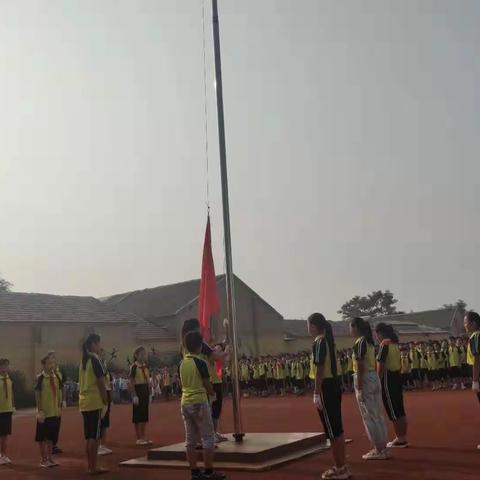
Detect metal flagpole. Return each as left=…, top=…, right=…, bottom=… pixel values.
left=211, top=0, right=244, bottom=442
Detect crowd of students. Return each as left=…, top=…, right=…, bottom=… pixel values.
left=0, top=311, right=479, bottom=479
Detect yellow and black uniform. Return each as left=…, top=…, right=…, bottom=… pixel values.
left=352, top=337, right=376, bottom=373
left=129, top=362, right=150, bottom=424
left=427, top=351, right=440, bottom=382
left=448, top=345, right=461, bottom=378
left=377, top=340, right=406, bottom=421
left=274, top=361, right=285, bottom=391
left=79, top=354, right=105, bottom=440
left=0, top=373, right=14, bottom=437
left=34, top=371, right=62, bottom=443
left=312, top=335, right=343, bottom=440
left=180, top=354, right=210, bottom=406
left=409, top=348, right=421, bottom=381
left=467, top=331, right=480, bottom=381
left=198, top=341, right=224, bottom=422
left=100, top=359, right=112, bottom=430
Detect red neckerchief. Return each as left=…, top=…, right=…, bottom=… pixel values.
left=137, top=362, right=149, bottom=383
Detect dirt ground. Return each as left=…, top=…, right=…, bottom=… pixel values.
left=1, top=389, right=479, bottom=480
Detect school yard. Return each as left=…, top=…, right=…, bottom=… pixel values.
left=1, top=390, right=479, bottom=480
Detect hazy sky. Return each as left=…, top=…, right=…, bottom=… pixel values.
left=1, top=0, right=479, bottom=320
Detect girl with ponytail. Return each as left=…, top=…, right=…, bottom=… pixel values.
left=307, top=313, right=350, bottom=480
left=375, top=323, right=409, bottom=449
left=129, top=346, right=152, bottom=446
left=78, top=334, right=108, bottom=475
left=349, top=318, right=389, bottom=460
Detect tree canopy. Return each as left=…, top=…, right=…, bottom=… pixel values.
left=338, top=290, right=400, bottom=319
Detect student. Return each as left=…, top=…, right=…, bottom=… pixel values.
left=464, top=311, right=480, bottom=449
left=408, top=342, right=421, bottom=390
left=376, top=323, right=408, bottom=449
left=448, top=337, right=461, bottom=390
left=181, top=318, right=229, bottom=444
left=350, top=317, right=389, bottom=461
left=129, top=347, right=152, bottom=446
left=0, top=359, right=13, bottom=466
left=35, top=355, right=62, bottom=468
left=162, top=367, right=172, bottom=401
left=46, top=351, right=64, bottom=455
left=457, top=337, right=468, bottom=390
left=419, top=343, right=429, bottom=389
left=308, top=313, right=350, bottom=480
left=78, top=334, right=109, bottom=476
left=98, top=350, right=113, bottom=456
left=180, top=331, right=226, bottom=480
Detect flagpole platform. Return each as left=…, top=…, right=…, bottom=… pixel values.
left=120, top=432, right=328, bottom=472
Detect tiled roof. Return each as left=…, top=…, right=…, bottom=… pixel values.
left=136, top=319, right=177, bottom=341
left=0, top=292, right=138, bottom=324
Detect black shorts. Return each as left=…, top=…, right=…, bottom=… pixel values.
left=211, top=383, right=223, bottom=421
left=274, top=379, right=283, bottom=390
left=82, top=409, right=102, bottom=440
left=133, top=384, right=150, bottom=424
left=439, top=368, right=448, bottom=380
left=381, top=371, right=406, bottom=422
left=449, top=366, right=460, bottom=378
left=35, top=416, right=61, bottom=444
left=317, top=377, right=343, bottom=440
left=411, top=368, right=420, bottom=380
left=0, top=412, right=13, bottom=437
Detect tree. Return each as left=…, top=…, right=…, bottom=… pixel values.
left=442, top=299, right=467, bottom=313
left=0, top=276, right=12, bottom=292
left=337, top=290, right=400, bottom=319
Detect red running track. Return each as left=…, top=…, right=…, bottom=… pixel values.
left=0, top=390, right=479, bottom=480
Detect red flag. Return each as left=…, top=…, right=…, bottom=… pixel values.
left=198, top=215, right=220, bottom=342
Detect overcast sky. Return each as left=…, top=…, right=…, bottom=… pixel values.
left=0, top=0, right=479, bottom=320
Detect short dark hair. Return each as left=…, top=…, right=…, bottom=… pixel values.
left=0, top=359, right=10, bottom=367
left=184, top=331, right=203, bottom=353
left=465, top=311, right=480, bottom=328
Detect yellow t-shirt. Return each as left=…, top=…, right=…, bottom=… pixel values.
left=310, top=335, right=334, bottom=380
left=377, top=341, right=401, bottom=372
left=352, top=337, right=376, bottom=373
left=0, top=374, right=13, bottom=413
left=129, top=362, right=150, bottom=385
left=180, top=354, right=209, bottom=405
left=35, top=371, right=61, bottom=418
left=79, top=354, right=105, bottom=412
left=467, top=331, right=480, bottom=366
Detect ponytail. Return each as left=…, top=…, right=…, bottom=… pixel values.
left=308, top=313, right=337, bottom=377
left=82, top=333, right=101, bottom=370
left=350, top=317, right=374, bottom=345
left=375, top=323, right=399, bottom=343
left=465, top=311, right=480, bottom=329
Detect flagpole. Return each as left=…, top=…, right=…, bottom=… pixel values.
left=211, top=0, right=244, bottom=442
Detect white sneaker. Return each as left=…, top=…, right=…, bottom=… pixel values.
left=387, top=439, right=409, bottom=448
left=362, top=449, right=390, bottom=460
left=451, top=385, right=458, bottom=390
left=321, top=465, right=351, bottom=479
left=40, top=460, right=50, bottom=468
left=215, top=433, right=228, bottom=443
left=98, top=445, right=113, bottom=455
left=136, top=439, right=152, bottom=446
left=2, top=457, right=11, bottom=464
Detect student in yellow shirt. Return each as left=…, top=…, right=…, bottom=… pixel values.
left=129, top=347, right=152, bottom=446
left=162, top=366, right=173, bottom=401
left=46, top=350, right=65, bottom=455
left=180, top=331, right=226, bottom=480
left=376, top=323, right=408, bottom=449
left=0, top=359, right=14, bottom=466
left=350, top=317, right=389, bottom=461
left=464, top=310, right=480, bottom=451
left=98, top=349, right=113, bottom=456
left=308, top=313, right=349, bottom=480
left=79, top=334, right=109, bottom=476
left=35, top=354, right=62, bottom=468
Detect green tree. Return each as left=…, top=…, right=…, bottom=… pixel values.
left=338, top=290, right=400, bottom=319
left=442, top=299, right=467, bottom=313
left=0, top=276, right=12, bottom=292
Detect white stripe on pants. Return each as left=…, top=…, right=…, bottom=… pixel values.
left=354, top=371, right=388, bottom=451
